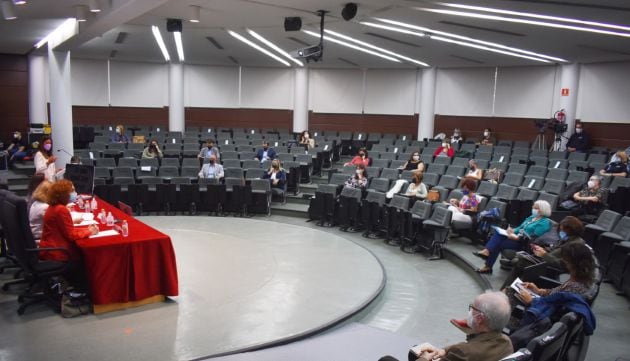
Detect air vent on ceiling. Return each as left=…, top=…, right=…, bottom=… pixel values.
left=439, top=21, right=525, bottom=37
left=364, top=32, right=421, bottom=47
left=450, top=54, right=484, bottom=64
left=114, top=32, right=128, bottom=44
left=287, top=36, right=310, bottom=47
left=502, top=0, right=630, bottom=12
left=228, top=56, right=239, bottom=64
left=206, top=36, right=224, bottom=50
left=338, top=57, right=359, bottom=66
left=576, top=44, right=630, bottom=56
left=109, top=50, right=118, bottom=58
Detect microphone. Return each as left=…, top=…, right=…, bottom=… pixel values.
left=57, top=149, right=73, bottom=157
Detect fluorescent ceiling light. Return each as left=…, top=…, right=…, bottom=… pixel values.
left=303, top=30, right=400, bottom=63
left=324, top=29, right=428, bottom=66
left=1, top=0, right=17, bottom=20
left=34, top=18, right=77, bottom=48
left=151, top=25, right=171, bottom=62
left=431, top=35, right=550, bottom=63
left=189, top=5, right=200, bottom=23
left=228, top=30, right=290, bottom=67
left=440, top=3, right=630, bottom=32
left=13, top=0, right=26, bottom=5
left=246, top=29, right=303, bottom=66
left=88, top=0, right=100, bottom=13
left=418, top=7, right=630, bottom=38
left=369, top=18, right=567, bottom=62
left=174, top=31, right=185, bottom=61
left=75, top=5, right=88, bottom=22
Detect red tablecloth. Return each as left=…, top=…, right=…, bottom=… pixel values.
left=76, top=198, right=179, bottom=306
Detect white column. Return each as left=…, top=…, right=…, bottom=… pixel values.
left=48, top=48, right=74, bottom=167
left=293, top=67, right=309, bottom=133
left=558, top=63, right=580, bottom=143
left=418, top=67, right=437, bottom=140
left=29, top=55, right=48, bottom=125
left=168, top=63, right=185, bottom=132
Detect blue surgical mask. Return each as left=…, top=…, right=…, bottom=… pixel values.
left=69, top=192, right=78, bottom=203
left=531, top=209, right=539, bottom=217
left=558, top=231, right=568, bottom=241
left=462, top=190, right=469, bottom=195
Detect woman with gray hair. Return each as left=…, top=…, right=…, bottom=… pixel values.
left=473, top=200, right=552, bottom=274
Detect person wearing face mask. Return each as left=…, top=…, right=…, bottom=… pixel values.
left=34, top=137, right=64, bottom=182
left=599, top=150, right=629, bottom=177
left=344, top=163, right=368, bottom=189
left=571, top=175, right=607, bottom=217
left=142, top=139, right=163, bottom=159
left=110, top=124, right=129, bottom=143
left=464, top=159, right=483, bottom=181
left=447, top=179, right=481, bottom=226
left=255, top=141, right=277, bottom=163
left=385, top=291, right=512, bottom=361
left=263, top=159, right=287, bottom=189
left=473, top=200, right=552, bottom=274
left=433, top=140, right=455, bottom=158
left=344, top=147, right=371, bottom=167
left=479, top=128, right=495, bottom=146
left=566, top=122, right=590, bottom=153
left=7, top=131, right=28, bottom=168
left=400, top=152, right=425, bottom=173
left=499, top=216, right=586, bottom=291
left=198, top=139, right=220, bottom=161
left=451, top=128, right=464, bottom=146
left=198, top=154, right=224, bottom=180
left=298, top=130, right=315, bottom=149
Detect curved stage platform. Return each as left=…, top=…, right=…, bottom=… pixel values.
left=0, top=217, right=385, bottom=361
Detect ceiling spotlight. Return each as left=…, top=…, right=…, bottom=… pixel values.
left=189, top=5, right=200, bottom=23
left=13, top=0, right=26, bottom=5
left=88, top=0, right=100, bottom=13
left=341, top=3, right=357, bottom=21
left=1, top=0, right=17, bottom=20
left=75, top=5, right=88, bottom=22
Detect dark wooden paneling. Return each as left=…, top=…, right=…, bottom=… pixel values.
left=0, top=54, right=29, bottom=142
left=186, top=108, right=292, bottom=131
left=72, top=106, right=169, bottom=127
left=309, top=112, right=418, bottom=137
left=581, top=122, right=630, bottom=150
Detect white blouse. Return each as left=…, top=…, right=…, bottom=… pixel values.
left=29, top=200, right=49, bottom=241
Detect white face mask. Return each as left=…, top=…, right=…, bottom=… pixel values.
left=466, top=309, right=475, bottom=328
left=116, top=128, right=121, bottom=134
left=412, top=155, right=420, bottom=161
left=442, top=143, right=448, bottom=148
left=575, top=128, right=583, bottom=134
left=483, top=131, right=489, bottom=137
left=454, top=132, right=460, bottom=137
left=587, top=180, right=596, bottom=189
left=356, top=169, right=363, bottom=175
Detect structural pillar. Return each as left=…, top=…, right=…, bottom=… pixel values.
left=169, top=63, right=185, bottom=132
left=418, top=67, right=437, bottom=140
left=293, top=67, right=309, bottom=133
left=48, top=48, right=74, bottom=167
left=557, top=63, right=580, bottom=149
left=29, top=55, right=48, bottom=125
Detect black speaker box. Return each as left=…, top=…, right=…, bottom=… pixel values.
left=284, top=17, right=302, bottom=31
left=166, top=18, right=182, bottom=32
left=342, top=3, right=357, bottom=21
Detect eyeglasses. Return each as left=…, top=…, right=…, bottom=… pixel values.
left=469, top=304, right=485, bottom=314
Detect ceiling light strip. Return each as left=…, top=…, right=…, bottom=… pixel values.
left=371, top=18, right=567, bottom=62
left=324, top=29, right=429, bottom=66
left=174, top=31, right=185, bottom=61
left=151, top=26, right=171, bottom=62
left=431, top=35, right=550, bottom=62
left=35, top=18, right=77, bottom=49
left=440, top=3, right=630, bottom=32
left=228, top=30, right=291, bottom=67
left=246, top=29, right=303, bottom=66
left=303, top=30, right=401, bottom=63
left=419, top=8, right=630, bottom=38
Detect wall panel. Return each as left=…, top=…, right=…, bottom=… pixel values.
left=494, top=66, right=556, bottom=118
left=184, top=65, right=239, bottom=108
left=71, top=58, right=109, bottom=106
left=72, top=106, right=168, bottom=128
left=364, top=69, right=417, bottom=115
left=241, top=67, right=292, bottom=109
left=186, top=108, right=292, bottom=131
left=435, top=67, right=495, bottom=116
left=109, top=61, right=167, bottom=107
left=310, top=69, right=363, bottom=113
left=310, top=113, right=417, bottom=136
left=0, top=54, right=29, bottom=142
left=577, top=62, right=630, bottom=123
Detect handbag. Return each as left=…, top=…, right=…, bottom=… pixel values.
left=61, top=291, right=92, bottom=318
left=484, top=168, right=504, bottom=183
left=426, top=189, right=440, bottom=202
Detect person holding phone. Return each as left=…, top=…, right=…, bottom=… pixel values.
left=433, top=140, right=455, bottom=158
left=344, top=147, right=371, bottom=167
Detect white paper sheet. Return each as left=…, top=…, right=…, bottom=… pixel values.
left=89, top=229, right=119, bottom=238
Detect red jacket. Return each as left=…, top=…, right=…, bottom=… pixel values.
left=39, top=204, right=92, bottom=262
left=346, top=156, right=371, bottom=167
left=434, top=147, right=455, bottom=158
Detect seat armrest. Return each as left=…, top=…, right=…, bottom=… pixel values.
left=26, top=247, right=71, bottom=257
left=535, top=276, right=562, bottom=289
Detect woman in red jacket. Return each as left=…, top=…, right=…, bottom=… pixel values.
left=39, top=179, right=98, bottom=262
left=433, top=140, right=455, bottom=158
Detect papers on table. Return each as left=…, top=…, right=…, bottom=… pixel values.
left=89, top=229, right=119, bottom=238
left=76, top=220, right=98, bottom=226
left=492, top=226, right=509, bottom=236
left=71, top=212, right=94, bottom=225
left=511, top=277, right=541, bottom=303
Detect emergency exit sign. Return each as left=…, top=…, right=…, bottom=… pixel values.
left=561, top=88, right=570, bottom=96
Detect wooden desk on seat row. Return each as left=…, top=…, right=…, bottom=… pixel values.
left=76, top=198, right=178, bottom=314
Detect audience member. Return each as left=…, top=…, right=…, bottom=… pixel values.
left=34, top=137, right=63, bottom=182
left=385, top=291, right=512, bottom=361
left=464, top=159, right=483, bottom=181
left=566, top=122, right=590, bottom=153
left=448, top=178, right=481, bottom=227
left=399, top=151, right=425, bottom=173
left=451, top=128, right=464, bottom=146
left=263, top=159, right=287, bottom=190
left=344, top=147, right=371, bottom=167
left=570, top=175, right=607, bottom=217
left=198, top=139, right=220, bottom=160
left=298, top=130, right=315, bottom=149
left=479, top=128, right=495, bottom=146
left=142, top=139, right=163, bottom=159
left=404, top=173, right=428, bottom=199
left=255, top=141, right=277, bottom=163
left=500, top=216, right=586, bottom=290
left=344, top=163, right=368, bottom=189
left=198, top=154, right=224, bottom=180
left=7, top=131, right=28, bottom=168
left=29, top=180, right=52, bottom=242
left=433, top=140, right=455, bottom=158
left=111, top=124, right=129, bottom=143
left=599, top=150, right=628, bottom=177
left=473, top=200, right=552, bottom=274
left=70, top=156, right=82, bottom=165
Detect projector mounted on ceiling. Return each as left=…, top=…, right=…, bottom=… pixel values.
left=292, top=10, right=327, bottom=63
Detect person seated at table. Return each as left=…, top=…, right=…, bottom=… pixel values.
left=198, top=139, right=220, bottom=160
left=29, top=180, right=52, bottom=242
left=433, top=140, right=455, bottom=158
left=111, top=124, right=129, bottom=143
left=447, top=178, right=481, bottom=227
left=381, top=291, right=513, bottom=361
left=599, top=150, right=629, bottom=177
left=479, top=128, right=495, bottom=146
left=34, top=137, right=64, bottom=182
left=500, top=216, right=586, bottom=291
left=142, top=139, right=163, bottom=159
left=344, top=148, right=371, bottom=167
left=263, top=159, right=286, bottom=189
left=198, top=154, right=224, bottom=180
left=344, top=163, right=368, bottom=190
left=255, top=141, right=277, bottom=164
left=398, top=151, right=425, bottom=174
left=298, top=130, right=315, bottom=149
left=473, top=200, right=552, bottom=274
left=7, top=131, right=28, bottom=169
left=464, top=159, right=483, bottom=181
left=566, top=122, right=590, bottom=153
